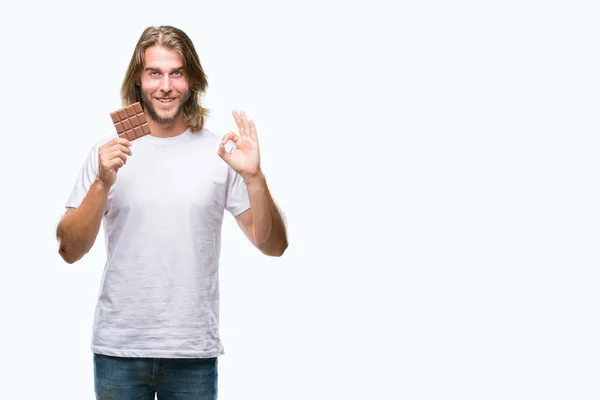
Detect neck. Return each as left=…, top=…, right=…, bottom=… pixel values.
left=146, top=115, right=189, bottom=138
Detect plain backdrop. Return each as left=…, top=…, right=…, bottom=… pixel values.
left=0, top=0, right=599, bottom=399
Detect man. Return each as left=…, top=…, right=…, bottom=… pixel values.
left=55, top=25, right=288, bottom=399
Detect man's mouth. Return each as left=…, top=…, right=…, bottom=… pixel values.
left=156, top=98, right=175, bottom=104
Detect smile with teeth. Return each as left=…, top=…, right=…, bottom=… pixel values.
left=157, top=98, right=175, bottom=104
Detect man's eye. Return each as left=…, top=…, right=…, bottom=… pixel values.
left=172, top=71, right=182, bottom=76
left=149, top=71, right=159, bottom=76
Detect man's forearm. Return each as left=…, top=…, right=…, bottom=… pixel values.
left=244, top=171, right=288, bottom=256
left=56, top=178, right=110, bottom=264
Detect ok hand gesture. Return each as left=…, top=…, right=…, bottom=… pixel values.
left=218, top=110, right=261, bottom=178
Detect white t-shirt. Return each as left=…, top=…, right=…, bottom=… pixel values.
left=65, top=128, right=250, bottom=358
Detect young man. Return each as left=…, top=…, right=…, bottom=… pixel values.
left=56, top=25, right=288, bottom=399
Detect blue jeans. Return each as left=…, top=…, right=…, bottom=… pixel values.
left=93, top=353, right=218, bottom=399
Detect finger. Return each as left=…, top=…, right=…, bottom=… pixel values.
left=232, top=110, right=244, bottom=135
left=240, top=111, right=250, bottom=136
left=101, top=137, right=131, bottom=152
left=107, top=137, right=131, bottom=148
left=116, top=137, right=132, bottom=147
left=221, top=131, right=240, bottom=145
left=109, top=158, right=125, bottom=171
left=112, top=144, right=132, bottom=156
left=122, top=144, right=133, bottom=156
left=108, top=150, right=128, bottom=164
left=248, top=119, right=258, bottom=141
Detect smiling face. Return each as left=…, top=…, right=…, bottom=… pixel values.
left=139, top=46, right=191, bottom=125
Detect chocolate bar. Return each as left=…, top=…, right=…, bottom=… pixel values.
left=110, top=102, right=151, bottom=141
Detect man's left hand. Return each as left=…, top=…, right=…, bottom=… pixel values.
left=218, top=110, right=261, bottom=179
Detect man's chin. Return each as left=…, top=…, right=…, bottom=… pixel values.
left=148, top=108, right=182, bottom=125
left=154, top=113, right=177, bottom=124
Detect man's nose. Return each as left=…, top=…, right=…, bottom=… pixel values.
left=160, top=75, right=172, bottom=92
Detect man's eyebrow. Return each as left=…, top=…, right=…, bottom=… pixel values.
left=144, top=67, right=184, bottom=73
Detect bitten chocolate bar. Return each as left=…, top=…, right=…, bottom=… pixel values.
left=109, top=102, right=151, bottom=141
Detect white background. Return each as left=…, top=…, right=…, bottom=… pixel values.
left=0, top=0, right=598, bottom=399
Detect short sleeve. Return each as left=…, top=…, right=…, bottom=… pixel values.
left=225, top=166, right=251, bottom=217
left=64, top=144, right=100, bottom=209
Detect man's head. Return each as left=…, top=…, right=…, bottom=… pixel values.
left=121, top=26, right=209, bottom=132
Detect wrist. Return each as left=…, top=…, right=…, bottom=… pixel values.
left=242, top=169, right=265, bottom=186
left=94, top=176, right=111, bottom=192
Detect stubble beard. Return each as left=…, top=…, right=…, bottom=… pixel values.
left=140, top=89, right=191, bottom=125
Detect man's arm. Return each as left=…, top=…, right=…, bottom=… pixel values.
left=56, top=178, right=110, bottom=264
left=235, top=171, right=288, bottom=257
left=56, top=136, right=131, bottom=264
left=219, top=109, right=288, bottom=256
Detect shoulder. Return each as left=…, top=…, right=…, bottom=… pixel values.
left=190, top=127, right=219, bottom=142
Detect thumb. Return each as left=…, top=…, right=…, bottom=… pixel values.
left=217, top=142, right=230, bottom=160
left=218, top=131, right=239, bottom=159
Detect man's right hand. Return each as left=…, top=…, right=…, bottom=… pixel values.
left=97, top=137, right=132, bottom=188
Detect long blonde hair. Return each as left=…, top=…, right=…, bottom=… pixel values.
left=120, top=26, right=209, bottom=132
